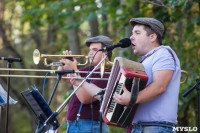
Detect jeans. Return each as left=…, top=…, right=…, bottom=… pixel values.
left=66, top=119, right=109, bottom=133
left=131, top=121, right=176, bottom=133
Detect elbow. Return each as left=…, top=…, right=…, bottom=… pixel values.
left=79, top=98, right=92, bottom=104
left=159, top=86, right=167, bottom=95
left=80, top=97, right=98, bottom=104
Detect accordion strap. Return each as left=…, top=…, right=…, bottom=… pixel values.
left=127, top=77, right=140, bottom=108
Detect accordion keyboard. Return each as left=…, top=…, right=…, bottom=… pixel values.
left=107, top=75, right=125, bottom=116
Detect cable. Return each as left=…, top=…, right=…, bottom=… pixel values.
left=88, top=50, right=102, bottom=132
left=87, top=50, right=101, bottom=76
left=42, top=72, right=49, bottom=98
left=90, top=95, right=95, bottom=133
left=88, top=50, right=103, bottom=132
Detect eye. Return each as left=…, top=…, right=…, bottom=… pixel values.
left=93, top=48, right=98, bottom=51
left=136, top=32, right=140, bottom=34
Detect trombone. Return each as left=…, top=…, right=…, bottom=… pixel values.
left=0, top=68, right=110, bottom=80
left=33, top=49, right=89, bottom=67
left=0, top=68, right=189, bottom=84
left=180, top=70, right=188, bottom=84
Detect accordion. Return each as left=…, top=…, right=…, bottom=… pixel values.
left=100, top=57, right=148, bottom=128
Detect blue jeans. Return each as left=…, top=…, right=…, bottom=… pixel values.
left=66, top=119, right=109, bottom=133
left=131, top=121, right=176, bottom=133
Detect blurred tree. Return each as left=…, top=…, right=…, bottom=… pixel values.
left=0, top=0, right=199, bottom=133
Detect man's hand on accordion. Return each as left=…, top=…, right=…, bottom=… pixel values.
left=113, top=84, right=131, bottom=105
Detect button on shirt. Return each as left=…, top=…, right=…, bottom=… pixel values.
left=132, top=46, right=181, bottom=124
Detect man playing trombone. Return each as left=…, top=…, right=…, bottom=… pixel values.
left=58, top=35, right=112, bottom=133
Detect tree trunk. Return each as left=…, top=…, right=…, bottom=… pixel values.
left=88, top=12, right=99, bottom=37
left=88, top=0, right=99, bottom=37
left=119, top=1, right=139, bottom=59
left=101, top=0, right=109, bottom=36
left=102, top=14, right=108, bottom=36
left=66, top=16, right=81, bottom=55
left=0, top=2, right=45, bottom=132
left=0, top=0, right=4, bottom=20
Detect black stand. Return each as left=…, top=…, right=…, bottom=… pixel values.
left=48, top=74, right=62, bottom=105
left=5, top=62, right=11, bottom=133
left=92, top=89, right=106, bottom=133
left=36, top=71, right=74, bottom=132
left=182, top=78, right=200, bottom=133
left=0, top=104, right=4, bottom=133
left=0, top=57, right=21, bottom=133
left=35, top=74, right=62, bottom=133
left=36, top=52, right=110, bottom=133
left=99, top=94, right=104, bottom=133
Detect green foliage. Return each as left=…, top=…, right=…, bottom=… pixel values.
left=109, top=126, right=126, bottom=133
left=1, top=0, right=200, bottom=132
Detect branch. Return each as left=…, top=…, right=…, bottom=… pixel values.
left=139, top=0, right=180, bottom=8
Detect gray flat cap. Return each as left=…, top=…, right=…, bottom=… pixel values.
left=85, top=35, right=113, bottom=47
left=129, top=17, right=164, bottom=37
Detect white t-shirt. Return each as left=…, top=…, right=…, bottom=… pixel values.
left=132, top=46, right=181, bottom=124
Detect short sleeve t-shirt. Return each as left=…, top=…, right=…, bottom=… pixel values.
left=132, top=46, right=181, bottom=124
left=67, top=66, right=110, bottom=121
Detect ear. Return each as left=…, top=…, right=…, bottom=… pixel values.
left=150, top=33, right=157, bottom=43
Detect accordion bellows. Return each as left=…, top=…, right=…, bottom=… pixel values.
left=117, top=57, right=145, bottom=71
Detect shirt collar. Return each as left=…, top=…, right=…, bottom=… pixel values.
left=142, top=45, right=164, bottom=59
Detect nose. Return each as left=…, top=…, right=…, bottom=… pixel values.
left=88, top=50, right=93, bottom=57
left=130, top=34, right=134, bottom=40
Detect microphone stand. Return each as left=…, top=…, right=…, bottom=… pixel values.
left=99, top=51, right=111, bottom=133
left=4, top=60, right=21, bottom=133
left=36, top=52, right=110, bottom=133
left=182, top=78, right=200, bottom=133
left=0, top=57, right=21, bottom=133
left=5, top=62, right=11, bottom=133
left=36, top=71, right=75, bottom=132
left=48, top=74, right=62, bottom=105
left=99, top=93, right=104, bottom=133
left=35, top=74, right=62, bottom=133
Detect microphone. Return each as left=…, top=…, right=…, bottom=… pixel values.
left=99, top=38, right=131, bottom=51
left=0, top=57, right=22, bottom=62
left=94, top=89, right=106, bottom=96
left=50, top=70, right=75, bottom=74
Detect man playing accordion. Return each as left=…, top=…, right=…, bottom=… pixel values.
left=113, top=17, right=181, bottom=133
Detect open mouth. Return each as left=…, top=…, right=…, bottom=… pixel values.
left=131, top=43, right=136, bottom=50
left=132, top=43, right=136, bottom=48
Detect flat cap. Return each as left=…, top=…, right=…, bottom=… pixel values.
left=85, top=35, right=113, bottom=47
left=129, top=17, right=164, bottom=37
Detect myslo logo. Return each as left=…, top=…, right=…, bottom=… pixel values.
left=173, top=126, right=198, bottom=132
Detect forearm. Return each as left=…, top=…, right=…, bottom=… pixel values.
left=136, top=82, right=165, bottom=104
left=73, top=82, right=102, bottom=104
left=81, top=82, right=102, bottom=100
left=137, top=70, right=173, bottom=104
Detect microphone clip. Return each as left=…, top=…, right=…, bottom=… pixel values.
left=94, top=89, right=106, bottom=97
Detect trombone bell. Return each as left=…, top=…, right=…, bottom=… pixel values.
left=181, top=70, right=189, bottom=84
left=33, top=49, right=40, bottom=64
left=100, top=53, right=113, bottom=78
